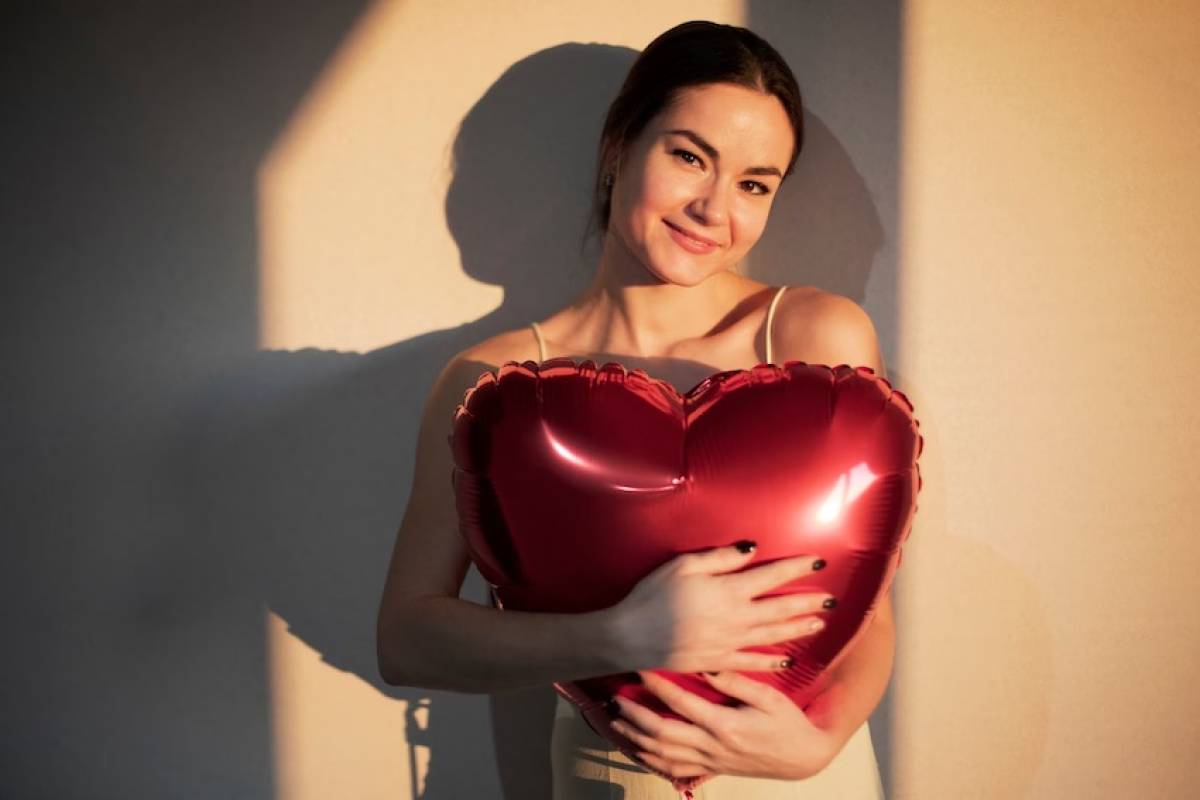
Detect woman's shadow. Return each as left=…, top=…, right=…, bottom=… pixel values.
left=183, top=43, right=883, bottom=799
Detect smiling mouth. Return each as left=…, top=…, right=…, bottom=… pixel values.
left=664, top=220, right=721, bottom=248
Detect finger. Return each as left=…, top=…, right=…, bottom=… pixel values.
left=746, top=590, right=837, bottom=626
left=610, top=717, right=710, bottom=766
left=728, top=554, right=826, bottom=598
left=703, top=671, right=789, bottom=713
left=636, top=670, right=727, bottom=733
left=740, top=615, right=825, bottom=648
left=675, top=540, right=759, bottom=576
left=615, top=693, right=719, bottom=753
left=635, top=750, right=710, bottom=780
left=717, top=648, right=798, bottom=673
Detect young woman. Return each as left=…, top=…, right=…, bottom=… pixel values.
left=377, top=20, right=892, bottom=799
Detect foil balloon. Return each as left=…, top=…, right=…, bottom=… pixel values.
left=448, top=357, right=922, bottom=775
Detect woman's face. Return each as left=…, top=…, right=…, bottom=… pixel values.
left=608, top=81, right=794, bottom=286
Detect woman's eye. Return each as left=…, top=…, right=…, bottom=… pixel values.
left=673, top=148, right=702, bottom=167
left=742, top=180, right=771, bottom=196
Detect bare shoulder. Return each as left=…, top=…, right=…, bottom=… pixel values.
left=461, top=326, right=542, bottom=371
left=381, top=325, right=541, bottom=600
left=773, top=287, right=887, bottom=377
left=429, top=326, right=542, bottom=422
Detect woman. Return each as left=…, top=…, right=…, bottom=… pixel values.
left=377, top=20, right=891, bottom=798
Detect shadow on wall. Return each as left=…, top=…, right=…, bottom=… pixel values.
left=2, top=11, right=888, bottom=800
left=1, top=4, right=369, bottom=799
left=184, top=45, right=641, bottom=800
left=184, top=42, right=886, bottom=799
left=744, top=1, right=901, bottom=794
left=205, top=42, right=882, bottom=799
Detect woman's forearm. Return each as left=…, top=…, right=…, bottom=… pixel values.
left=804, top=602, right=895, bottom=751
left=378, top=595, right=627, bottom=693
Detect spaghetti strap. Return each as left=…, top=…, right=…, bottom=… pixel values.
left=765, top=285, right=788, bottom=365
left=530, top=321, right=547, bottom=362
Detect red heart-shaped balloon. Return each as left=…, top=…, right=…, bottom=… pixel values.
left=448, top=357, right=922, bottom=764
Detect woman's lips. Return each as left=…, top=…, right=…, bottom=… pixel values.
left=664, top=220, right=720, bottom=254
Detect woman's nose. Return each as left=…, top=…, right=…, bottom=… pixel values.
left=687, top=181, right=729, bottom=227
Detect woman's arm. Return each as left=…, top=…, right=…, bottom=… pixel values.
left=802, top=591, right=895, bottom=748
left=610, top=292, right=906, bottom=781
left=780, top=290, right=901, bottom=758
left=376, top=352, right=626, bottom=692
left=377, top=348, right=824, bottom=694
left=379, top=590, right=627, bottom=693
left=613, top=599, right=894, bottom=782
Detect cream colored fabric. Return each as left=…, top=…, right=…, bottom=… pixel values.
left=551, top=694, right=885, bottom=799
left=531, top=318, right=548, bottom=362
left=530, top=285, right=790, bottom=365
left=763, top=284, right=787, bottom=365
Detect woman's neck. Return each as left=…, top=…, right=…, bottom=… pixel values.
left=563, top=231, right=750, bottom=359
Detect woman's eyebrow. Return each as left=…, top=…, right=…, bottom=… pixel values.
left=665, top=128, right=782, bottom=177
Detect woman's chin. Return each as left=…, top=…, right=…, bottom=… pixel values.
left=653, top=262, right=726, bottom=288
left=639, top=250, right=720, bottom=286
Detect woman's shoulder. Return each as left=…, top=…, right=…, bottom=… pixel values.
left=437, top=326, right=540, bottom=396
left=773, top=287, right=886, bottom=375
left=456, top=326, right=541, bottom=371
left=778, top=285, right=874, bottom=323
left=420, top=327, right=540, bottom=435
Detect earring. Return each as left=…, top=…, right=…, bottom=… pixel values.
left=603, top=172, right=614, bottom=188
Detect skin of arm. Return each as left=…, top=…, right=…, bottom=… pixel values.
left=803, top=590, right=895, bottom=756
left=778, top=291, right=899, bottom=763
left=376, top=351, right=631, bottom=693
left=619, top=292, right=903, bottom=781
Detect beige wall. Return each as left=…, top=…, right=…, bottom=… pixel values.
left=259, top=3, right=748, bottom=799
left=260, top=0, right=743, bottom=353
left=265, top=0, right=1200, bottom=797
left=257, top=1, right=907, bottom=796
left=895, top=1, right=1200, bottom=798
left=6, top=1, right=1195, bottom=798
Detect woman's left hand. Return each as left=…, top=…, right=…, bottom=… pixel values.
left=610, top=669, right=840, bottom=782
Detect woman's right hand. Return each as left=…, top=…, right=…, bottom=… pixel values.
left=606, top=542, right=833, bottom=674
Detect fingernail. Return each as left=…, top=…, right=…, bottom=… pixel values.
left=703, top=671, right=719, bottom=676
left=734, top=540, right=757, bottom=554
left=604, top=699, right=620, bottom=718
left=812, top=558, right=827, bottom=571
left=779, top=657, right=793, bottom=669
left=823, top=597, right=838, bottom=609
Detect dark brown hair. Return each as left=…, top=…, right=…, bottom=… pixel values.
left=590, top=20, right=805, bottom=235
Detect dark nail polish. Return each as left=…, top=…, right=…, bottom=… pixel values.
left=811, top=558, right=827, bottom=571
left=703, top=671, right=719, bottom=676
left=823, top=597, right=838, bottom=609
left=779, top=657, right=794, bottom=669
left=604, top=699, right=620, bottom=718
left=734, top=540, right=757, bottom=554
